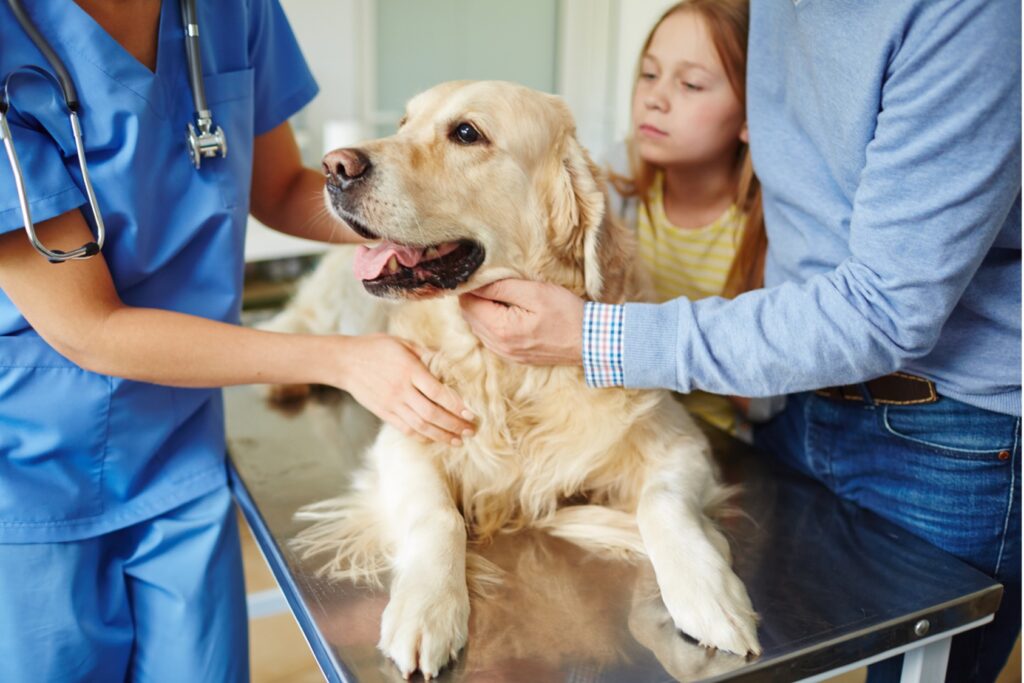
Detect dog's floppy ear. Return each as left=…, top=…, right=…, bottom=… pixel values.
left=548, top=135, right=633, bottom=303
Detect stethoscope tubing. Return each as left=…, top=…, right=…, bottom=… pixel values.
left=2, top=0, right=225, bottom=262
left=180, top=0, right=210, bottom=118
left=0, top=65, right=104, bottom=262
left=6, top=0, right=79, bottom=111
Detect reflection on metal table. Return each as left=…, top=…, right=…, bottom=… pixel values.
left=225, top=386, right=1001, bottom=683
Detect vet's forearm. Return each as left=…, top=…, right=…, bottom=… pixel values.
left=76, top=305, right=340, bottom=388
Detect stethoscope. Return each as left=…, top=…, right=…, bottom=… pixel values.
left=0, top=0, right=227, bottom=263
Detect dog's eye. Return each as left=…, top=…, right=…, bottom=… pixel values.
left=451, top=122, right=482, bottom=145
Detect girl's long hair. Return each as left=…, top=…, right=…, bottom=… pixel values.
left=610, top=0, right=765, bottom=298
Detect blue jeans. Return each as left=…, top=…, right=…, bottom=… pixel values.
left=755, top=391, right=1021, bottom=683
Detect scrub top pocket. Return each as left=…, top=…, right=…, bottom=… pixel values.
left=201, top=68, right=255, bottom=211
left=0, top=336, right=111, bottom=523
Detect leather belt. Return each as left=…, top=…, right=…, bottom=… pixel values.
left=815, top=372, right=939, bottom=406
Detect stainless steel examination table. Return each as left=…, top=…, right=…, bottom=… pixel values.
left=225, top=386, right=1002, bottom=683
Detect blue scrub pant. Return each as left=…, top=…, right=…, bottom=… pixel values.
left=755, top=391, right=1021, bottom=683
left=0, top=486, right=249, bottom=683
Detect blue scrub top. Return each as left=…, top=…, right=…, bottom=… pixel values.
left=0, top=0, right=318, bottom=542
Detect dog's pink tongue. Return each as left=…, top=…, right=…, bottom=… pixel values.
left=353, top=242, right=426, bottom=280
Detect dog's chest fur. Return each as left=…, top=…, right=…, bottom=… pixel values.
left=387, top=297, right=662, bottom=539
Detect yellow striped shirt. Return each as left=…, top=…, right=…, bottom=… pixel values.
left=637, top=173, right=746, bottom=434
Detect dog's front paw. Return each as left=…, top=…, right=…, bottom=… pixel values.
left=379, top=579, right=470, bottom=680
left=659, top=566, right=761, bottom=657
left=628, top=590, right=749, bottom=680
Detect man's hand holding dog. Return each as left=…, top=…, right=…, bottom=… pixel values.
left=459, top=279, right=584, bottom=366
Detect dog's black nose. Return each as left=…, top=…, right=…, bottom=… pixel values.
left=322, top=148, right=372, bottom=187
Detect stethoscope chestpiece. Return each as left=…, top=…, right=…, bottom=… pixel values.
left=185, top=110, right=227, bottom=169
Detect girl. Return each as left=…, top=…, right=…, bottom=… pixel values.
left=609, top=0, right=766, bottom=435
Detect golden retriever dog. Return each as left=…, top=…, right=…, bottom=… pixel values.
left=270, top=80, right=760, bottom=679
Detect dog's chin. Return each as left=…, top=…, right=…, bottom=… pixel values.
left=361, top=239, right=487, bottom=300
left=327, top=197, right=381, bottom=241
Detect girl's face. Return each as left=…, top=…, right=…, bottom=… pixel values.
left=632, top=10, right=747, bottom=168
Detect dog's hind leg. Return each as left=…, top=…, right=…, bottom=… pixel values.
left=373, top=427, right=470, bottom=680
left=636, top=433, right=761, bottom=657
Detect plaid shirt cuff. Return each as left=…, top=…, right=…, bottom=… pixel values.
left=582, top=302, right=625, bottom=387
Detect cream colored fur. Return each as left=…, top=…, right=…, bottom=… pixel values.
left=272, top=81, right=760, bottom=679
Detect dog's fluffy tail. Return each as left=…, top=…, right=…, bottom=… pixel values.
left=292, top=491, right=391, bottom=589
left=535, top=505, right=647, bottom=560
left=536, top=485, right=744, bottom=561
left=291, top=492, right=505, bottom=599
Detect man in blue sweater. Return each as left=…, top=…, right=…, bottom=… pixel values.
left=460, top=1, right=1021, bottom=681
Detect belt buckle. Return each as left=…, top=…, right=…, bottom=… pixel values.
left=871, top=372, right=938, bottom=406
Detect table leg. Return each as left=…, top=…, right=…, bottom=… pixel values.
left=900, top=636, right=952, bottom=683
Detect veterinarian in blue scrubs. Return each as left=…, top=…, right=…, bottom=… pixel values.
left=0, top=2, right=474, bottom=681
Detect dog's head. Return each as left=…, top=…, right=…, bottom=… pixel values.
left=322, top=80, right=632, bottom=302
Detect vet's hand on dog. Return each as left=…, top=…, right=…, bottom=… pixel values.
left=337, top=334, right=476, bottom=444
left=459, top=279, right=585, bottom=366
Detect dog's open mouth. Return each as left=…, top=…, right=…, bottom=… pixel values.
left=353, top=238, right=486, bottom=297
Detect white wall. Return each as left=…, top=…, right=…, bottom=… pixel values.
left=280, top=0, right=368, bottom=162
left=556, top=0, right=617, bottom=161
